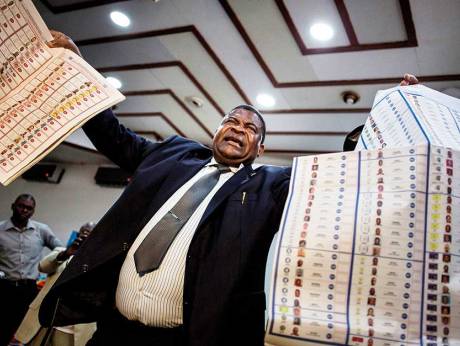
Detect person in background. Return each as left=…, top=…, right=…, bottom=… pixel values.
left=343, top=124, right=365, bottom=151
left=15, top=222, right=96, bottom=346
left=0, top=194, right=63, bottom=346
left=39, top=31, right=420, bottom=346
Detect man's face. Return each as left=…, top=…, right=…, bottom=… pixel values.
left=11, top=198, right=35, bottom=223
left=212, top=108, right=265, bottom=167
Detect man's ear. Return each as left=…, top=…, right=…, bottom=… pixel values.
left=257, top=143, right=265, bottom=157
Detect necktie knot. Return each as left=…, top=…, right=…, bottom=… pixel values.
left=214, top=163, right=231, bottom=174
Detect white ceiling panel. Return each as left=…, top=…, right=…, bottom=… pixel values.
left=115, top=94, right=213, bottom=144
left=264, top=113, right=367, bottom=133
left=118, top=116, right=178, bottom=137
left=81, top=38, right=175, bottom=68
left=286, top=0, right=350, bottom=48
left=227, top=0, right=319, bottom=82
left=345, top=0, right=406, bottom=44
left=265, top=134, right=343, bottom=152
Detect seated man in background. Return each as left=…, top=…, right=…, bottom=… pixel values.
left=15, top=222, right=96, bottom=346
left=0, top=194, right=63, bottom=346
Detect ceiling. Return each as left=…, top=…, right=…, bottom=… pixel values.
left=37, top=0, right=460, bottom=166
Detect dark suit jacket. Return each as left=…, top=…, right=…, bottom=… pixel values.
left=39, top=109, right=291, bottom=346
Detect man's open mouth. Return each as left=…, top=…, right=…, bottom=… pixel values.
left=224, top=135, right=244, bottom=148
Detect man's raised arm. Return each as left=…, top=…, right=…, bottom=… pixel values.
left=47, top=31, right=155, bottom=173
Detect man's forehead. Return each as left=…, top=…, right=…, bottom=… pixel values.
left=16, top=198, right=34, bottom=205
left=226, top=108, right=262, bottom=126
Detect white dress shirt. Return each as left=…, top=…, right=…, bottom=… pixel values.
left=116, top=159, right=243, bottom=327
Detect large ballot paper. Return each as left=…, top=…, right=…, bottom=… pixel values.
left=356, top=85, right=460, bottom=150
left=265, top=145, right=459, bottom=346
left=0, top=0, right=124, bottom=185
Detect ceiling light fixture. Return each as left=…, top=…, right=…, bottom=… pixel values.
left=342, top=91, right=360, bottom=105
left=185, top=96, right=204, bottom=108
left=106, top=76, right=122, bottom=89
left=110, top=11, right=131, bottom=27
left=310, top=23, right=334, bottom=41
left=256, top=93, right=276, bottom=108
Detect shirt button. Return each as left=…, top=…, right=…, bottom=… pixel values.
left=122, top=242, right=128, bottom=251
left=82, top=264, right=89, bottom=272
left=184, top=301, right=189, bottom=306
left=187, top=255, right=192, bottom=260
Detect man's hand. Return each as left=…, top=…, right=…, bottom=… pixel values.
left=47, top=30, right=82, bottom=57
left=56, top=228, right=91, bottom=261
left=400, top=73, right=419, bottom=86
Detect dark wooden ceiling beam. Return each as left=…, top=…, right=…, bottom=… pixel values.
left=75, top=21, right=459, bottom=90
left=334, top=0, right=359, bottom=46
left=97, top=62, right=225, bottom=115
left=40, top=0, right=129, bottom=14
left=76, top=26, right=251, bottom=104
left=272, top=0, right=417, bottom=55
left=263, top=108, right=369, bottom=114
left=399, top=0, right=418, bottom=46
left=267, top=131, right=348, bottom=136
left=265, top=149, right=337, bottom=155
left=116, top=112, right=185, bottom=137
left=219, top=0, right=450, bottom=88
left=122, top=89, right=213, bottom=138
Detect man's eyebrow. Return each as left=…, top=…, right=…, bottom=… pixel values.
left=225, top=114, right=261, bottom=129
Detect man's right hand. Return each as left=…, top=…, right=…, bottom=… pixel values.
left=47, top=30, right=82, bottom=58
left=400, top=73, right=419, bottom=86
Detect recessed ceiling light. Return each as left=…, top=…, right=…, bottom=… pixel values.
left=342, top=91, right=360, bottom=105
left=256, top=93, right=276, bottom=108
left=106, top=76, right=122, bottom=89
left=110, top=11, right=130, bottom=27
left=310, top=23, right=334, bottom=41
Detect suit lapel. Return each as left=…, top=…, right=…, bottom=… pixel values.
left=138, top=157, right=211, bottom=230
left=197, top=164, right=256, bottom=229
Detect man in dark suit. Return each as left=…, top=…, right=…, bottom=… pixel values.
left=41, top=105, right=288, bottom=346
left=40, top=32, right=290, bottom=346
left=40, top=32, right=418, bottom=346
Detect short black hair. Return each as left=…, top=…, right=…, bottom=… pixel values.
left=343, top=125, right=364, bottom=151
left=14, top=194, right=36, bottom=206
left=229, top=104, right=266, bottom=144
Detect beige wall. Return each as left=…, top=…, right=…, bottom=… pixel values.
left=0, top=164, right=123, bottom=245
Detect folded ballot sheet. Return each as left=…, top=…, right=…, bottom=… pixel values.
left=265, top=144, right=459, bottom=346
left=356, top=85, right=460, bottom=151
left=0, top=0, right=124, bottom=185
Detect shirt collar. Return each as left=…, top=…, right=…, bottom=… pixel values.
left=5, top=218, right=35, bottom=231
left=208, top=158, right=251, bottom=173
